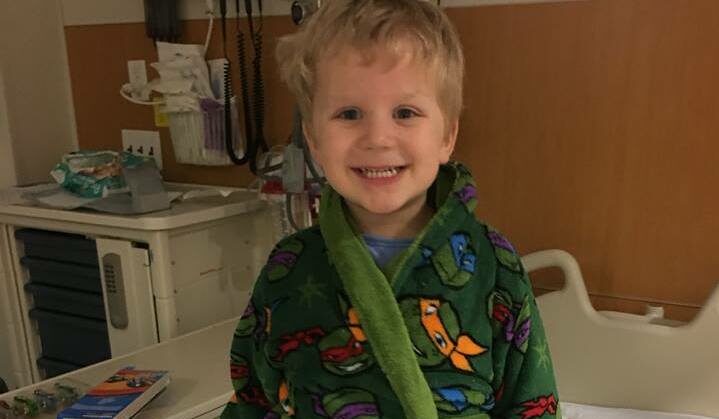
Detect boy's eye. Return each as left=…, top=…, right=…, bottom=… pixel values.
left=394, top=107, right=419, bottom=120
left=336, top=108, right=361, bottom=120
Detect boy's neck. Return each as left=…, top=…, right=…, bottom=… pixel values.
left=345, top=196, right=434, bottom=240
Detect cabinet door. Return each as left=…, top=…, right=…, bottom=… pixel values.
left=96, top=238, right=159, bottom=357
left=169, top=211, right=276, bottom=335
left=0, top=224, right=33, bottom=389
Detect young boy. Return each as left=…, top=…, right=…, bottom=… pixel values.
left=221, top=1, right=560, bottom=418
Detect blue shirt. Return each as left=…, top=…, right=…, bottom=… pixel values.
left=363, top=234, right=414, bottom=269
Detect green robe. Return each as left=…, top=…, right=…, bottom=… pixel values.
left=221, top=162, right=560, bottom=419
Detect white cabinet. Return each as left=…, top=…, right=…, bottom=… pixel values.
left=0, top=187, right=277, bottom=391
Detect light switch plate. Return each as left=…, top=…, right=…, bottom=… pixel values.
left=121, top=129, right=162, bottom=170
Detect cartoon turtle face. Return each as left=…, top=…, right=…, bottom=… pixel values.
left=318, top=328, right=374, bottom=376
left=508, top=299, right=532, bottom=353
left=400, top=297, right=486, bottom=372
left=237, top=304, right=271, bottom=345
left=431, top=233, right=477, bottom=288
left=266, top=238, right=304, bottom=282
left=487, top=229, right=522, bottom=272
left=450, top=234, right=476, bottom=273
left=399, top=298, right=451, bottom=365
left=488, top=290, right=513, bottom=336
left=488, top=290, right=531, bottom=353
left=229, top=353, right=250, bottom=390
left=433, top=386, right=494, bottom=415
left=316, top=388, right=381, bottom=419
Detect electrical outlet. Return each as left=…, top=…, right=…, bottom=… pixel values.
left=121, top=129, right=163, bottom=170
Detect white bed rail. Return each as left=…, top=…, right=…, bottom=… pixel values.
left=523, top=249, right=719, bottom=417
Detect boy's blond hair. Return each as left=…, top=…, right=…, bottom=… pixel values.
left=276, top=0, right=464, bottom=124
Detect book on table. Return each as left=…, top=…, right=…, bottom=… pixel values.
left=57, top=367, right=170, bottom=419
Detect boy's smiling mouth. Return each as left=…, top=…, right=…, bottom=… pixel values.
left=352, top=166, right=407, bottom=179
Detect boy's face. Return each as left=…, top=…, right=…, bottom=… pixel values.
left=304, top=45, right=458, bottom=224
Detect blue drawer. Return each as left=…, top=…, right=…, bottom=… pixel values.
left=21, top=257, right=102, bottom=293
left=15, top=228, right=98, bottom=266
left=25, top=283, right=105, bottom=320
left=29, top=309, right=110, bottom=366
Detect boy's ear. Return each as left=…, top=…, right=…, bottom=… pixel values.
left=440, top=118, right=459, bottom=163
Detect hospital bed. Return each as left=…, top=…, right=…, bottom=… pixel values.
left=525, top=249, right=718, bottom=419
left=1, top=250, right=715, bottom=418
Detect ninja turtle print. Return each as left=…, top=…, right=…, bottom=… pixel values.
left=339, top=296, right=367, bottom=343
left=228, top=385, right=271, bottom=411
left=488, top=289, right=532, bottom=354
left=266, top=237, right=304, bottom=282
left=271, top=326, right=326, bottom=364
left=429, top=233, right=478, bottom=288
left=313, top=388, right=381, bottom=419
left=318, top=328, right=375, bottom=375
left=236, top=300, right=275, bottom=348
left=448, top=163, right=479, bottom=212
left=236, top=304, right=258, bottom=337
left=433, top=386, right=495, bottom=417
left=318, top=296, right=374, bottom=375
left=229, top=353, right=250, bottom=390
left=264, top=379, right=296, bottom=418
left=454, top=182, right=478, bottom=212
left=221, top=163, right=560, bottom=419
left=486, top=227, right=523, bottom=273
left=518, top=394, right=558, bottom=419
left=399, top=297, right=487, bottom=372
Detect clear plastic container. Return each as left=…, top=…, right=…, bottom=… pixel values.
left=166, top=97, right=243, bottom=166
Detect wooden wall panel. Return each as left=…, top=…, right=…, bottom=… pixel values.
left=448, top=0, right=719, bottom=319
left=64, top=0, right=719, bottom=320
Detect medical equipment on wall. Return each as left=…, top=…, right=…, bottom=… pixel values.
left=215, top=0, right=269, bottom=175
left=119, top=0, right=323, bottom=232
left=121, top=1, right=244, bottom=166
left=244, top=0, right=325, bottom=232
left=289, top=0, right=323, bottom=25
left=143, top=0, right=181, bottom=42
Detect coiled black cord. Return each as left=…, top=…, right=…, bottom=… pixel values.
left=248, top=0, right=267, bottom=156
left=224, top=0, right=252, bottom=167
left=219, top=0, right=242, bottom=166
left=226, top=0, right=267, bottom=174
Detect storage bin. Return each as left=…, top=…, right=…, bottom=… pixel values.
left=21, top=257, right=102, bottom=293
left=29, top=309, right=110, bottom=366
left=36, top=357, right=82, bottom=378
left=166, top=97, right=243, bottom=166
left=24, top=283, right=105, bottom=320
left=15, top=228, right=98, bottom=266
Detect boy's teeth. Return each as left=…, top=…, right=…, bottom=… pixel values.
left=360, top=167, right=399, bottom=178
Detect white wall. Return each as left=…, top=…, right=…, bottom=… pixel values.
left=60, top=0, right=577, bottom=25
left=0, top=70, right=17, bottom=189
left=0, top=0, right=78, bottom=185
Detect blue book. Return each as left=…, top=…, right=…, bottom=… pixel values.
left=57, top=368, right=170, bottom=419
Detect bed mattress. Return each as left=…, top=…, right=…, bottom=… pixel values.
left=562, top=402, right=717, bottom=419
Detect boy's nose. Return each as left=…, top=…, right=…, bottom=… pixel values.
left=361, top=115, right=396, bottom=149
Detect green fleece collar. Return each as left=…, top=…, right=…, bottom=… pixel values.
left=319, top=162, right=477, bottom=419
